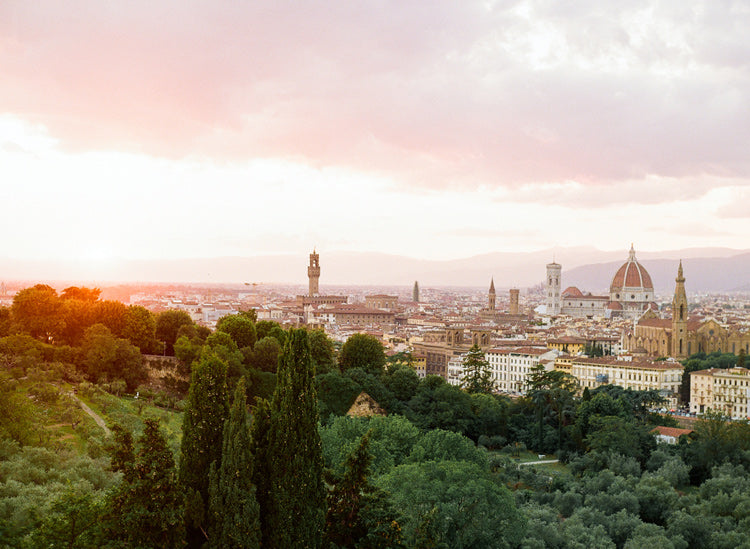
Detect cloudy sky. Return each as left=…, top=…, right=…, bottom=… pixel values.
left=1, top=1, right=749, bottom=270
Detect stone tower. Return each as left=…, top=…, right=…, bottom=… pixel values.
left=509, top=288, right=520, bottom=315
left=488, top=278, right=496, bottom=312
left=308, top=250, right=320, bottom=296
left=545, top=261, right=561, bottom=316
left=413, top=281, right=419, bottom=303
left=671, top=260, right=688, bottom=359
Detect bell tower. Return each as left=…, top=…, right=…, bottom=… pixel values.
left=308, top=250, right=320, bottom=296
left=671, top=260, right=688, bottom=359
left=545, top=261, right=561, bottom=316
left=488, top=278, right=496, bottom=312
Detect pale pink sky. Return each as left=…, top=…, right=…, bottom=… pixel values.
left=1, top=1, right=749, bottom=269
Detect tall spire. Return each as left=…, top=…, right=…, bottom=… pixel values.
left=489, top=277, right=495, bottom=294
left=671, top=260, right=688, bottom=359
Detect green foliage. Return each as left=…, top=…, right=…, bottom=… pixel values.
left=174, top=335, right=201, bottom=373
left=122, top=305, right=158, bottom=354
left=383, top=363, right=420, bottom=402
left=378, top=460, right=526, bottom=548
left=407, top=429, right=488, bottom=468
left=104, top=418, right=185, bottom=547
left=244, top=367, right=276, bottom=405
left=216, top=314, right=257, bottom=349
left=260, top=328, right=326, bottom=548
left=320, top=415, right=421, bottom=477
left=307, top=328, right=336, bottom=374
left=24, top=484, right=106, bottom=548
left=251, top=336, right=281, bottom=373
left=406, top=375, right=477, bottom=436
left=460, top=344, right=494, bottom=394
left=0, top=372, right=38, bottom=444
left=12, top=284, right=65, bottom=343
left=178, top=354, right=229, bottom=537
left=339, top=333, right=386, bottom=376
left=207, top=378, right=261, bottom=548
left=324, top=431, right=404, bottom=548
left=80, top=324, right=147, bottom=391
left=316, top=370, right=361, bottom=419
left=156, top=310, right=194, bottom=356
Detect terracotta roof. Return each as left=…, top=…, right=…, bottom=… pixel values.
left=607, top=301, right=623, bottom=310
left=651, top=426, right=693, bottom=438
left=610, top=245, right=654, bottom=291
left=639, top=318, right=672, bottom=328
left=573, top=356, right=683, bottom=370
left=562, top=286, right=584, bottom=297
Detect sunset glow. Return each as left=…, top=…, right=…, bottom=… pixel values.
left=1, top=1, right=749, bottom=282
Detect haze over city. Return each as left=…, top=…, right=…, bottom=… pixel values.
left=1, top=1, right=749, bottom=283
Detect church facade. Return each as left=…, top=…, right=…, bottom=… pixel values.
left=622, top=262, right=750, bottom=359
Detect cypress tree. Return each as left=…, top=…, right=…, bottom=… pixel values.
left=248, top=397, right=273, bottom=548
left=207, top=377, right=261, bottom=548
left=106, top=418, right=185, bottom=547
left=179, top=352, right=230, bottom=544
left=461, top=344, right=494, bottom=394
left=325, top=431, right=404, bottom=548
left=264, top=328, right=326, bottom=548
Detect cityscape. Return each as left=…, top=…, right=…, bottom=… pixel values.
left=3, top=1, right=750, bottom=548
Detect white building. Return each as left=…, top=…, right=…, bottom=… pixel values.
left=486, top=346, right=558, bottom=395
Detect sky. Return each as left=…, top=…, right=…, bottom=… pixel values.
left=1, top=0, right=749, bottom=273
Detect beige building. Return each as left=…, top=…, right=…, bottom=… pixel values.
left=566, top=356, right=683, bottom=408
left=307, top=304, right=395, bottom=328
left=690, top=367, right=750, bottom=419
left=622, top=262, right=750, bottom=359
left=364, top=294, right=398, bottom=310
left=412, top=327, right=492, bottom=378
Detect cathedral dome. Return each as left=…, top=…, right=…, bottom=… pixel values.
left=610, top=245, right=654, bottom=292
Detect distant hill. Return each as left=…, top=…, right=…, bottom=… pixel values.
left=0, top=247, right=748, bottom=291
left=563, top=253, right=750, bottom=294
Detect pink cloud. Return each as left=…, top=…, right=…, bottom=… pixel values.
left=1, top=0, right=748, bottom=188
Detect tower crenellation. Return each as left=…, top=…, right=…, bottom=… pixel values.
left=307, top=250, right=320, bottom=297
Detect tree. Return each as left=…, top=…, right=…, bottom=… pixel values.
left=251, top=336, right=281, bottom=373
left=92, top=300, right=128, bottom=338
left=61, top=286, right=101, bottom=302
left=27, top=486, right=106, bottom=548
left=122, top=305, right=158, bottom=353
left=80, top=324, right=147, bottom=391
left=261, top=328, right=326, bottom=548
left=461, top=344, right=494, bottom=394
left=179, top=353, right=230, bottom=543
left=308, top=328, right=336, bottom=374
left=105, top=419, right=185, bottom=547
left=325, top=431, right=403, bottom=548
left=339, top=333, right=386, bottom=376
left=12, top=284, right=64, bottom=343
left=0, top=372, right=37, bottom=444
left=216, top=314, right=257, bottom=350
left=207, top=378, right=261, bottom=548
left=525, top=364, right=579, bottom=452
left=156, top=310, right=194, bottom=356
left=378, top=460, right=525, bottom=548
left=248, top=398, right=273, bottom=548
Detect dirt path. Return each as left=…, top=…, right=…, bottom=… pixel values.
left=70, top=394, right=112, bottom=437
left=518, top=459, right=559, bottom=467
